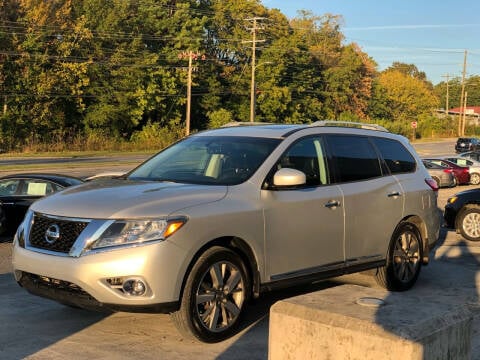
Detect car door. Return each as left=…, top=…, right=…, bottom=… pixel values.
left=262, top=135, right=344, bottom=280
left=3, top=179, right=60, bottom=234
left=325, top=135, right=404, bottom=266
left=0, top=178, right=22, bottom=234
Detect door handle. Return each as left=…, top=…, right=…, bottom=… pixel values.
left=387, top=192, right=401, bottom=198
left=324, top=200, right=340, bottom=209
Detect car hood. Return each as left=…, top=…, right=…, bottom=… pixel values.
left=452, top=188, right=480, bottom=199
left=30, top=179, right=228, bottom=219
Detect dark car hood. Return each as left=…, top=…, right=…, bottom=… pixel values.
left=30, top=179, right=228, bottom=219
left=453, top=188, right=480, bottom=199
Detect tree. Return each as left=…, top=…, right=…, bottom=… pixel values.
left=375, top=70, right=439, bottom=123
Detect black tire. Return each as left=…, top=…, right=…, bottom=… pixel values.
left=170, top=246, right=250, bottom=343
left=450, top=176, right=458, bottom=187
left=470, top=173, right=480, bottom=185
left=458, top=207, right=480, bottom=241
left=375, top=222, right=422, bottom=291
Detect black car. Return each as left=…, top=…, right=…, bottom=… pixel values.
left=455, top=137, right=480, bottom=153
left=0, top=173, right=83, bottom=236
left=444, top=188, right=480, bottom=241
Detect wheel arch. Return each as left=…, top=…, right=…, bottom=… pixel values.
left=400, top=215, right=428, bottom=264
left=178, top=236, right=261, bottom=304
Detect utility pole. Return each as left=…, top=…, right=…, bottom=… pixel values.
left=244, top=17, right=265, bottom=122
left=458, top=50, right=468, bottom=137
left=178, top=51, right=206, bottom=136
left=462, top=91, right=468, bottom=136
left=441, top=74, right=450, bottom=115
left=186, top=54, right=193, bottom=136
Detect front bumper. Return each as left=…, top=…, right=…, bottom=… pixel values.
left=12, top=239, right=189, bottom=313
left=443, top=204, right=458, bottom=229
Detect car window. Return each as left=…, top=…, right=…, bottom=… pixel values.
left=276, top=137, right=329, bottom=186
left=21, top=180, right=59, bottom=196
left=449, top=158, right=471, bottom=166
left=372, top=137, right=416, bottom=174
left=129, top=136, right=281, bottom=185
left=0, top=179, right=20, bottom=196
left=326, top=135, right=382, bottom=183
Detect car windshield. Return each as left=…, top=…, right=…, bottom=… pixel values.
left=128, top=135, right=281, bottom=185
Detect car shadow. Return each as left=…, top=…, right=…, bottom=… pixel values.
left=216, top=278, right=356, bottom=359
left=0, top=273, right=109, bottom=359
left=371, top=232, right=480, bottom=359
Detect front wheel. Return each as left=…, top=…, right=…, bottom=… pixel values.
left=458, top=207, right=480, bottom=241
left=171, top=246, right=250, bottom=343
left=375, top=222, right=422, bottom=291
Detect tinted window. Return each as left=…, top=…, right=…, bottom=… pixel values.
left=327, top=135, right=382, bottom=183
left=0, top=179, right=20, bottom=195
left=276, top=137, right=329, bottom=186
left=372, top=137, right=416, bottom=174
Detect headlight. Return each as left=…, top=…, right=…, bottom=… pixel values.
left=91, top=217, right=187, bottom=250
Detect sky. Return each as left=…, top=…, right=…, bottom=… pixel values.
left=262, top=0, right=480, bottom=85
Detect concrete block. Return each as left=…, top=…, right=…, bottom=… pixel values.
left=269, top=284, right=472, bottom=359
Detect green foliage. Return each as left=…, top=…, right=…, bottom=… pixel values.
left=207, top=109, right=234, bottom=128
left=130, top=119, right=184, bottom=150
left=0, top=0, right=455, bottom=152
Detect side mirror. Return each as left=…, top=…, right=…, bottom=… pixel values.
left=273, top=168, right=306, bottom=187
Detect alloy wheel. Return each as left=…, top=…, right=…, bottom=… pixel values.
left=392, top=230, right=420, bottom=283
left=462, top=211, right=480, bottom=240
left=195, top=260, right=245, bottom=333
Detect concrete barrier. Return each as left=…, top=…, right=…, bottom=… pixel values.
left=269, top=284, right=473, bottom=359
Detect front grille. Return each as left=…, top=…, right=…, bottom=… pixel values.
left=18, top=272, right=107, bottom=311
left=29, top=213, right=89, bottom=253
left=24, top=272, right=88, bottom=295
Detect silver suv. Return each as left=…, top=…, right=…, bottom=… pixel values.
left=12, top=122, right=440, bottom=342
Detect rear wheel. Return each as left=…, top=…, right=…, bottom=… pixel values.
left=375, top=222, right=422, bottom=291
left=458, top=207, right=480, bottom=241
left=470, top=173, right=480, bottom=185
left=451, top=176, right=458, bottom=187
left=171, top=246, right=250, bottom=343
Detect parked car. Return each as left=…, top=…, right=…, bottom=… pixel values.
left=443, top=156, right=480, bottom=185
left=0, top=173, right=83, bottom=236
left=459, top=151, right=480, bottom=162
left=12, top=122, right=440, bottom=343
left=423, top=158, right=470, bottom=185
left=455, top=137, right=480, bottom=153
left=444, top=188, right=480, bottom=241
left=422, top=160, right=456, bottom=188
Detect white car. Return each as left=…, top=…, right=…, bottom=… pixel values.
left=12, top=121, right=441, bottom=342
left=443, top=156, right=480, bottom=185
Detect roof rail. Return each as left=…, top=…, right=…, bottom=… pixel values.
left=220, top=121, right=273, bottom=127
left=310, top=120, right=389, bottom=132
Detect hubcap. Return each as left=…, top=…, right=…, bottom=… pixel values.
left=392, top=231, right=420, bottom=283
left=195, top=261, right=245, bottom=333
left=472, top=174, right=480, bottom=185
left=463, top=212, right=480, bottom=239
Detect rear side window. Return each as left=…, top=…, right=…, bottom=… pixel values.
left=326, top=135, right=382, bottom=183
left=372, top=137, right=416, bottom=174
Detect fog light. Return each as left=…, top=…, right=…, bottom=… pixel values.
left=122, top=278, right=146, bottom=296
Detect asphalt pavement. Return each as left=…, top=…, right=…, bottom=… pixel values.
left=1, top=184, right=480, bottom=359
left=1, top=142, right=480, bottom=359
